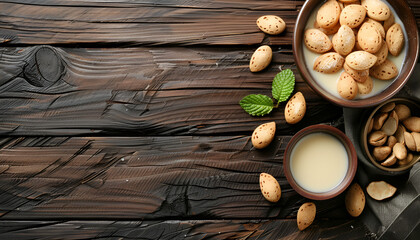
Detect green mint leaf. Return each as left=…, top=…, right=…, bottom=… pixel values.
left=239, top=94, right=274, bottom=116
left=272, top=69, right=295, bottom=102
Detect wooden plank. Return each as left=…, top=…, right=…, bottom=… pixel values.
left=0, top=136, right=350, bottom=220
left=0, top=46, right=342, bottom=135
left=0, top=0, right=303, bottom=46
left=0, top=219, right=370, bottom=240
left=0, top=0, right=418, bottom=46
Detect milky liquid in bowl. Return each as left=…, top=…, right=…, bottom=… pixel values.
left=302, top=1, right=408, bottom=99
left=290, top=132, right=349, bottom=193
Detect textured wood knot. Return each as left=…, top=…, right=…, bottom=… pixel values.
left=23, top=46, right=66, bottom=87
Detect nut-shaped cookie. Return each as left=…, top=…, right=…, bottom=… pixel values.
left=345, top=51, right=377, bottom=70
left=381, top=152, right=397, bottom=166
left=256, top=15, right=287, bottom=35
left=344, top=63, right=369, bottom=83
left=317, top=0, right=341, bottom=29
left=345, top=183, right=365, bottom=217
left=393, top=142, right=407, bottom=160
left=365, top=18, right=385, bottom=39
left=285, top=92, right=306, bottom=124
left=402, top=117, right=420, bottom=132
left=358, top=22, right=382, bottom=53
left=370, top=59, right=398, bottom=80
left=373, top=112, right=388, bottom=130
left=381, top=110, right=399, bottom=136
left=395, top=125, right=406, bottom=144
left=404, top=132, right=416, bottom=152
left=373, top=146, right=391, bottom=161
left=297, top=202, right=316, bottom=231
left=313, top=52, right=345, bottom=73
left=380, top=102, right=395, bottom=113
left=394, top=104, right=411, bottom=121
left=332, top=25, right=355, bottom=56
left=366, top=181, right=397, bottom=200
left=386, top=23, right=404, bottom=56
left=357, top=76, right=373, bottom=94
left=368, top=131, right=387, bottom=146
left=304, top=29, right=333, bottom=53
left=259, top=173, right=281, bottom=202
left=373, top=40, right=388, bottom=66
left=412, top=132, right=420, bottom=152
left=249, top=45, right=272, bottom=72
left=337, top=72, right=358, bottom=100
left=361, top=0, right=391, bottom=21
left=387, top=135, right=397, bottom=148
left=340, top=4, right=366, bottom=28
left=252, top=122, right=276, bottom=149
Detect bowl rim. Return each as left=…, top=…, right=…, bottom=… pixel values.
left=293, top=0, right=419, bottom=108
left=283, top=124, right=358, bottom=200
left=361, top=98, right=420, bottom=172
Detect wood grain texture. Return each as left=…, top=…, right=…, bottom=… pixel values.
left=0, top=136, right=351, bottom=220
left=0, top=46, right=341, bottom=136
left=0, top=0, right=303, bottom=46
left=0, top=0, right=418, bottom=46
left=0, top=219, right=371, bottom=240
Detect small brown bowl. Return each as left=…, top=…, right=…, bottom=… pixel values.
left=283, top=125, right=358, bottom=200
left=293, top=0, right=419, bottom=108
left=361, top=98, right=420, bottom=173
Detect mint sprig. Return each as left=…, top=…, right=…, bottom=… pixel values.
left=239, top=69, right=296, bottom=116
left=272, top=69, right=295, bottom=103
left=239, top=94, right=274, bottom=116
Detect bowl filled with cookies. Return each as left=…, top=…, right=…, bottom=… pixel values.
left=293, top=0, right=419, bottom=108
left=361, top=98, right=420, bottom=172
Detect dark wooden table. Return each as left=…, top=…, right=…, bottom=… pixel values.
left=0, top=1, right=419, bottom=239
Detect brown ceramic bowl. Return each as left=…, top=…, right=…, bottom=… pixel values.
left=361, top=98, right=420, bottom=172
left=283, top=125, right=358, bottom=200
left=293, top=0, right=419, bottom=108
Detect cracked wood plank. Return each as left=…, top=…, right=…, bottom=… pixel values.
left=0, top=219, right=371, bottom=240
left=0, top=46, right=341, bottom=136
left=0, top=136, right=350, bottom=220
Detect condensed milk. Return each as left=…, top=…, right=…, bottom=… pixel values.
left=290, top=132, right=349, bottom=193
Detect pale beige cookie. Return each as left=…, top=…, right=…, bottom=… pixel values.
left=345, top=51, right=377, bottom=70
left=357, top=76, right=373, bottom=94
left=361, top=0, right=391, bottom=21
left=333, top=25, right=355, bottom=56
left=256, top=15, right=286, bottom=35
left=304, top=29, right=333, bottom=53
left=313, top=52, right=345, bottom=73
left=344, top=63, right=369, bottom=83
left=358, top=22, right=382, bottom=53
left=337, top=72, right=358, bottom=100
left=386, top=23, right=404, bottom=56
left=373, top=40, right=388, bottom=66
left=317, top=0, right=341, bottom=29
left=370, top=59, right=398, bottom=80
left=340, top=4, right=366, bottom=28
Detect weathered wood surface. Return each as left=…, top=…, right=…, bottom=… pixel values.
left=0, top=135, right=352, bottom=220
left=0, top=219, right=371, bottom=240
left=0, top=46, right=341, bottom=136
left=0, top=0, right=419, bottom=46
left=0, top=0, right=301, bottom=46
left=2, top=0, right=418, bottom=238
